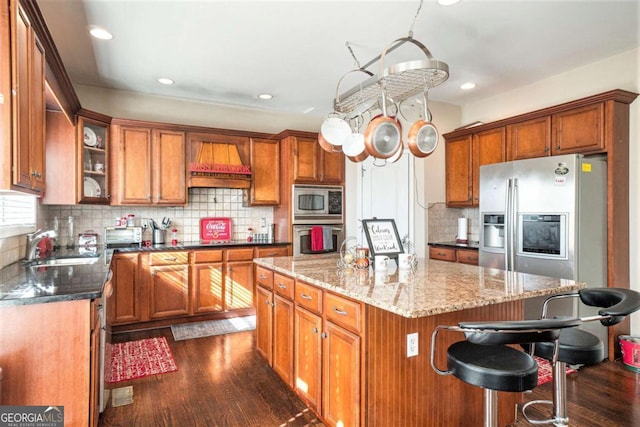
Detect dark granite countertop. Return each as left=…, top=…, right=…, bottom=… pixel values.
left=0, top=241, right=290, bottom=307
left=428, top=241, right=480, bottom=250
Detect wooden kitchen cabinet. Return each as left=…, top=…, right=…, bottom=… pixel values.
left=255, top=282, right=274, bottom=363
left=507, top=116, right=551, bottom=160
left=294, top=304, right=323, bottom=413
left=148, top=251, right=190, bottom=319
left=255, top=245, right=290, bottom=258
left=446, top=127, right=505, bottom=207
left=89, top=298, right=101, bottom=427
left=292, top=278, right=363, bottom=426
left=429, top=246, right=479, bottom=266
left=8, top=3, right=46, bottom=193
left=225, top=248, right=255, bottom=310
left=110, top=252, right=142, bottom=324
left=279, top=131, right=345, bottom=185
left=552, top=102, right=605, bottom=154
left=190, top=249, right=224, bottom=314
left=111, top=121, right=186, bottom=206
left=248, top=137, right=280, bottom=205
left=78, top=114, right=110, bottom=203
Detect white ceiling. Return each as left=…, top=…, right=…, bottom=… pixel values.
left=37, top=0, right=639, bottom=118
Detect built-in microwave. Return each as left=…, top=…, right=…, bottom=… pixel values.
left=292, top=184, right=343, bottom=224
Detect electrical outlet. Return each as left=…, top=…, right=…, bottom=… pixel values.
left=261, top=217, right=266, bottom=228
left=407, top=332, right=419, bottom=357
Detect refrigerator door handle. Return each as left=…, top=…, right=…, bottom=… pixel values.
left=509, top=178, right=518, bottom=272
left=504, top=179, right=511, bottom=271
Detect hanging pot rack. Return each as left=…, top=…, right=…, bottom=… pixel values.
left=333, top=37, right=449, bottom=117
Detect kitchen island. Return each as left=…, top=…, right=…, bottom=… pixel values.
left=253, top=254, right=584, bottom=427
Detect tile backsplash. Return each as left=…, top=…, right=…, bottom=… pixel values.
left=41, top=188, right=274, bottom=246
left=428, top=203, right=479, bottom=243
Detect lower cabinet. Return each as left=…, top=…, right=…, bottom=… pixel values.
left=110, top=253, right=141, bottom=324
left=296, top=281, right=362, bottom=427
left=256, top=267, right=295, bottom=387
left=191, top=249, right=224, bottom=314
left=225, top=248, right=255, bottom=310
left=148, top=251, right=190, bottom=319
left=109, top=245, right=290, bottom=329
left=429, top=246, right=479, bottom=266
left=89, top=298, right=101, bottom=427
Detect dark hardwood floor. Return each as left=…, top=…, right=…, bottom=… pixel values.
left=99, top=327, right=639, bottom=427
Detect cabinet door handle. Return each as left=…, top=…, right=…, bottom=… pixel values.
left=301, top=293, right=312, bottom=300
left=277, top=283, right=287, bottom=289
left=321, top=332, right=327, bottom=339
left=312, top=327, right=318, bottom=334
left=259, top=274, right=267, bottom=280
left=163, top=257, right=177, bottom=262
left=544, top=146, right=550, bottom=152
left=265, top=299, right=271, bottom=305
left=334, top=307, right=348, bottom=316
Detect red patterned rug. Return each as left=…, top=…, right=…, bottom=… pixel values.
left=107, top=337, right=178, bottom=383
left=535, top=355, right=576, bottom=386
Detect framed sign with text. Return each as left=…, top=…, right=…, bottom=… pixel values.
left=361, top=218, right=404, bottom=259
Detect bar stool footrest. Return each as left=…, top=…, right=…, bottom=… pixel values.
left=521, top=399, right=568, bottom=426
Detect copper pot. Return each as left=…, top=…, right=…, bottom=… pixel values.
left=407, top=90, right=438, bottom=158
left=364, top=99, right=402, bottom=159
left=318, top=133, right=341, bottom=153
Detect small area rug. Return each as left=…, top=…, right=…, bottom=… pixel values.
left=108, top=337, right=178, bottom=383
left=535, top=355, right=576, bottom=386
left=171, top=315, right=256, bottom=341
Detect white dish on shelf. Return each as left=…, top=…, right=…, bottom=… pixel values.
left=84, top=127, right=98, bottom=147
left=84, top=177, right=102, bottom=197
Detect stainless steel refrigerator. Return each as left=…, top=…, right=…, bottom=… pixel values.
left=479, top=153, right=608, bottom=355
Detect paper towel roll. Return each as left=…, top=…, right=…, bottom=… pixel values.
left=456, top=217, right=468, bottom=243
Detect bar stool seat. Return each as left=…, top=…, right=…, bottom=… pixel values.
left=448, top=340, right=538, bottom=392
left=534, top=328, right=603, bottom=366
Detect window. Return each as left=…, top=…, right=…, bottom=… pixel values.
left=0, top=191, right=37, bottom=238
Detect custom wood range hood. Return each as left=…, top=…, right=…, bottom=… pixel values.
left=188, top=132, right=252, bottom=189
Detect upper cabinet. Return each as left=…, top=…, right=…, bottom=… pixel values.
left=110, top=120, right=186, bottom=206
left=444, top=90, right=638, bottom=208
left=279, top=131, right=344, bottom=185
left=79, top=115, right=110, bottom=203
left=445, top=128, right=506, bottom=207
left=0, top=1, right=46, bottom=193
left=247, top=137, right=280, bottom=206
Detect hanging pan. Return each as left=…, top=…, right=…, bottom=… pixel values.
left=364, top=90, right=402, bottom=159
left=343, top=115, right=369, bottom=163
left=318, top=132, right=341, bottom=153
left=407, top=88, right=438, bottom=158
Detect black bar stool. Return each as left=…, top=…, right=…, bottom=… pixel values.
left=522, top=288, right=640, bottom=426
left=431, top=318, right=582, bottom=427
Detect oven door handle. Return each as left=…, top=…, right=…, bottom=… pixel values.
left=295, top=226, right=343, bottom=232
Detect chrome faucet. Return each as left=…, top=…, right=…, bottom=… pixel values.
left=25, top=229, right=58, bottom=261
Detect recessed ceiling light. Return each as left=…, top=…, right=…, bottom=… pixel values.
left=461, top=82, right=476, bottom=90
left=258, top=93, right=273, bottom=100
left=157, top=78, right=175, bottom=85
left=89, top=26, right=113, bottom=40
left=438, top=0, right=461, bottom=5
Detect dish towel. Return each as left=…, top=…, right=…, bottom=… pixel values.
left=311, top=226, right=324, bottom=251
left=322, top=226, right=334, bottom=251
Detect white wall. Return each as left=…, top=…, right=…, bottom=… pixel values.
left=459, top=48, right=640, bottom=335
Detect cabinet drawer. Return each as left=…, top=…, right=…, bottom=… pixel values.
left=457, top=249, right=479, bottom=265
left=295, top=280, right=323, bottom=314
left=150, top=251, right=189, bottom=265
left=192, top=249, right=223, bottom=263
left=429, top=247, right=456, bottom=262
left=225, top=248, right=254, bottom=262
left=324, top=292, right=362, bottom=334
left=255, top=246, right=289, bottom=258
left=274, top=273, right=294, bottom=300
left=256, top=266, right=274, bottom=290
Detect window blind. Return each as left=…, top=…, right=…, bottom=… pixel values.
left=0, top=192, right=37, bottom=238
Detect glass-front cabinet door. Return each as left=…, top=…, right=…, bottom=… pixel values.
left=78, top=115, right=110, bottom=204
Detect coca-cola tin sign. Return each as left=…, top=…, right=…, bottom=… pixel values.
left=200, top=217, right=232, bottom=242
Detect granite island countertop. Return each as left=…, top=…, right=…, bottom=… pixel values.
left=253, top=254, right=584, bottom=318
